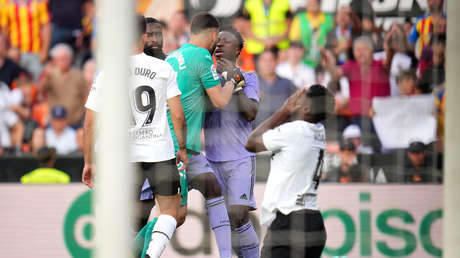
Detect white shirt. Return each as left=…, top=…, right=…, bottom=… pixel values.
left=261, top=120, right=326, bottom=226
left=374, top=51, right=412, bottom=96
left=276, top=62, right=316, bottom=89
left=85, top=53, right=181, bottom=162
left=46, top=126, right=78, bottom=155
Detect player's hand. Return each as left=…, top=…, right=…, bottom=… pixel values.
left=176, top=148, right=188, bottom=171
left=222, top=68, right=246, bottom=93
left=281, top=88, right=307, bottom=115
left=82, top=163, right=95, bottom=189
left=216, top=58, right=235, bottom=74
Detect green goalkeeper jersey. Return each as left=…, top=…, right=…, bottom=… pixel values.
left=166, top=43, right=220, bottom=153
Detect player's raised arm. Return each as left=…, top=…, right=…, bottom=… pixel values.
left=246, top=89, right=306, bottom=152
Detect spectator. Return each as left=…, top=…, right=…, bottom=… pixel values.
left=419, top=34, right=445, bottom=93
left=20, top=146, right=70, bottom=184
left=48, top=0, right=85, bottom=50
left=397, top=69, right=419, bottom=96
left=254, top=49, right=296, bottom=126
left=409, top=0, right=446, bottom=58
left=0, top=33, right=27, bottom=87
left=324, top=36, right=390, bottom=151
left=38, top=43, right=86, bottom=127
left=435, top=85, right=445, bottom=153
left=323, top=140, right=365, bottom=183
left=243, top=0, right=292, bottom=56
left=0, top=81, right=23, bottom=152
left=380, top=24, right=413, bottom=96
left=342, top=124, right=373, bottom=154
left=404, top=141, right=439, bottom=183
left=165, top=10, right=189, bottom=49
left=232, top=12, right=256, bottom=72
left=349, top=0, right=383, bottom=51
left=326, top=5, right=352, bottom=65
left=82, top=58, right=96, bottom=93
left=275, top=41, right=316, bottom=89
left=289, top=0, right=334, bottom=68
left=44, top=105, right=78, bottom=155
left=1, top=0, right=51, bottom=80
left=8, top=76, right=40, bottom=151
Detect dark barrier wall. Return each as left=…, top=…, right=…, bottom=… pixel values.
left=0, top=155, right=84, bottom=182
left=0, top=151, right=441, bottom=183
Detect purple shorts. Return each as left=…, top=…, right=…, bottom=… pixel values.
left=209, top=156, right=257, bottom=210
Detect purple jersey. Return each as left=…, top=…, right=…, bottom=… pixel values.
left=204, top=71, right=260, bottom=162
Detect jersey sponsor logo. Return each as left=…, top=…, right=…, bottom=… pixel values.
left=129, top=128, right=163, bottom=141
left=211, top=64, right=219, bottom=80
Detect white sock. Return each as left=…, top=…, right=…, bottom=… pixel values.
left=145, top=214, right=177, bottom=258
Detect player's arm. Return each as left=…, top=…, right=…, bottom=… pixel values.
left=205, top=81, right=235, bottom=109
left=246, top=89, right=306, bottom=152
left=235, top=91, right=258, bottom=121
left=167, top=95, right=188, bottom=170
left=82, top=108, right=95, bottom=188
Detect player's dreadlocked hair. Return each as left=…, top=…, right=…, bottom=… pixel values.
left=306, top=84, right=335, bottom=123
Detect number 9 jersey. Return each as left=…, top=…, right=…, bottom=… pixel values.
left=85, top=53, right=181, bottom=163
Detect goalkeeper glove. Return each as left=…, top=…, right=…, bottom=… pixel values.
left=222, top=68, right=245, bottom=93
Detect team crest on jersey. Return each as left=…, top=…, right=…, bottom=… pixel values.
left=211, top=64, right=219, bottom=80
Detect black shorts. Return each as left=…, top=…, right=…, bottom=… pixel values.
left=261, top=209, right=327, bottom=258
left=134, top=158, right=181, bottom=197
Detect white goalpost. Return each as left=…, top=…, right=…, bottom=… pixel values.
left=94, top=0, right=134, bottom=257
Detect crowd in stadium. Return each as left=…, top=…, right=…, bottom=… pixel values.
left=0, top=0, right=445, bottom=183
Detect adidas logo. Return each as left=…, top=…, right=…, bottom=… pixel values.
left=240, top=193, right=248, bottom=200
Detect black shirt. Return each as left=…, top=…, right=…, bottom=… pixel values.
left=0, top=58, right=26, bottom=88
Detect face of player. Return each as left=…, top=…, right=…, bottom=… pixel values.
left=144, top=23, right=164, bottom=58
left=214, top=31, right=239, bottom=61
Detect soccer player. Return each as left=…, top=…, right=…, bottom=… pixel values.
left=82, top=15, right=188, bottom=258
left=246, top=86, right=335, bottom=258
left=205, top=28, right=260, bottom=258
left=144, top=17, right=166, bottom=60
left=165, top=12, right=244, bottom=258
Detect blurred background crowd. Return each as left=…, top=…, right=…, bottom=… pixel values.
left=0, top=0, right=446, bottom=184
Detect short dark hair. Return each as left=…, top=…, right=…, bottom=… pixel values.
left=221, top=26, right=244, bottom=52
left=306, top=84, right=335, bottom=123
left=136, top=14, right=146, bottom=39
left=430, top=33, right=446, bottom=46
left=145, top=17, right=162, bottom=26
left=397, top=69, right=417, bottom=83
left=190, top=12, right=220, bottom=35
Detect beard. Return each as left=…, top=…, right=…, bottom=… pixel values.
left=209, top=41, right=217, bottom=55
left=144, top=45, right=166, bottom=60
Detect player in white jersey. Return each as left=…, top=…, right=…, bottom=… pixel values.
left=246, top=85, right=335, bottom=258
left=82, top=15, right=187, bottom=258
